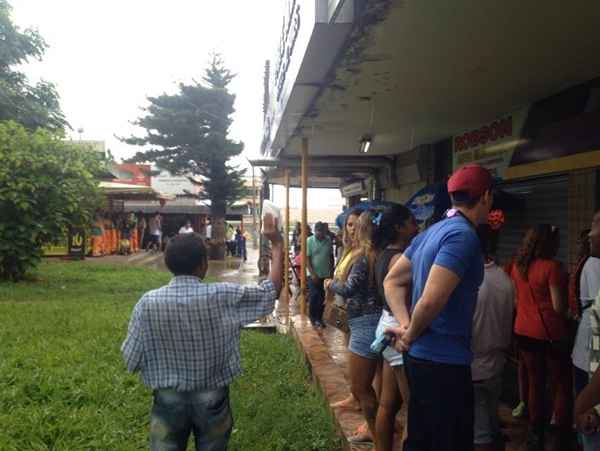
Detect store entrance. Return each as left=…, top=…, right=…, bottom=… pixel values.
left=496, top=175, right=569, bottom=267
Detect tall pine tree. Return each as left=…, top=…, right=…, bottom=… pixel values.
left=125, top=55, right=247, bottom=259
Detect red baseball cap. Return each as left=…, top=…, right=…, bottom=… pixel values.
left=447, top=164, right=493, bottom=198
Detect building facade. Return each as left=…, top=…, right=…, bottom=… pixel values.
left=261, top=0, right=600, bottom=269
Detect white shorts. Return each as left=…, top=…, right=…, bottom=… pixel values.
left=375, top=309, right=404, bottom=367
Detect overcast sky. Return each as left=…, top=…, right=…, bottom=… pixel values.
left=11, top=0, right=343, bottom=210
left=11, top=0, right=281, bottom=162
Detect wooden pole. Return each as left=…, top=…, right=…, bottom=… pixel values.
left=282, top=169, right=291, bottom=322
left=252, top=166, right=257, bottom=248
left=300, top=138, right=309, bottom=316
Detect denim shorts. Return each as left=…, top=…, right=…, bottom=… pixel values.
left=375, top=310, right=404, bottom=366
left=348, top=312, right=381, bottom=360
left=150, top=386, right=233, bottom=451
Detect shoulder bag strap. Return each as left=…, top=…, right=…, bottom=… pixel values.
left=526, top=280, right=555, bottom=342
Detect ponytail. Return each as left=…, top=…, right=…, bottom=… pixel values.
left=372, top=204, right=413, bottom=250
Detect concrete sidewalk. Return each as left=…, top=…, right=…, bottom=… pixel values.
left=85, top=247, right=257, bottom=283
left=285, top=304, right=575, bottom=451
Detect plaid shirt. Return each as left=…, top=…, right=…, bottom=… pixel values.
left=121, top=276, right=277, bottom=391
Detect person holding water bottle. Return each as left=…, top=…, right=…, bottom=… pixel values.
left=122, top=210, right=283, bottom=451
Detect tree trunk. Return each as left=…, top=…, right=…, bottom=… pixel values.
left=209, top=202, right=226, bottom=260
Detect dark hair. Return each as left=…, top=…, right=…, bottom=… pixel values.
left=515, top=224, right=559, bottom=279
left=577, top=228, right=591, bottom=260
left=450, top=191, right=481, bottom=209
left=477, top=224, right=498, bottom=258
left=164, top=233, right=207, bottom=276
left=315, top=221, right=326, bottom=232
left=373, top=204, right=413, bottom=250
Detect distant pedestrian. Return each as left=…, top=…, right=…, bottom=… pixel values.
left=179, top=220, right=194, bottom=235
left=240, top=229, right=249, bottom=261
left=385, top=164, right=494, bottom=451
left=137, top=212, right=147, bottom=250
left=225, top=223, right=235, bottom=256
left=235, top=228, right=243, bottom=257
left=147, top=212, right=162, bottom=252
left=205, top=218, right=212, bottom=241
left=307, top=221, right=333, bottom=327
left=292, top=222, right=301, bottom=248
left=122, top=215, right=283, bottom=451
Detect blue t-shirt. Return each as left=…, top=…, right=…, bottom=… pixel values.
left=404, top=216, right=483, bottom=365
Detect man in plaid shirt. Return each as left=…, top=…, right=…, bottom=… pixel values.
left=122, top=216, right=283, bottom=451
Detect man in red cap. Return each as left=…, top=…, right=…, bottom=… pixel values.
left=384, top=164, right=493, bottom=451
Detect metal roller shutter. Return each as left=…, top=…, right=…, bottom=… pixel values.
left=496, top=175, right=569, bottom=267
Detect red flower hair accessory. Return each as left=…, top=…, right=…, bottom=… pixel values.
left=488, top=209, right=505, bottom=231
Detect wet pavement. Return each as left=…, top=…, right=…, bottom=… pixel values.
left=84, top=248, right=249, bottom=282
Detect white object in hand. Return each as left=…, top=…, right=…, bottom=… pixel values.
left=262, top=200, right=282, bottom=232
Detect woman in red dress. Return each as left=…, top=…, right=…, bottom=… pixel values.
left=510, top=224, right=571, bottom=451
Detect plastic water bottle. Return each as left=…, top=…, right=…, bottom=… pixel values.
left=261, top=200, right=282, bottom=233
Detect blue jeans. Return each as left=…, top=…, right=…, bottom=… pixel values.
left=307, top=277, right=325, bottom=323
left=150, top=387, right=233, bottom=451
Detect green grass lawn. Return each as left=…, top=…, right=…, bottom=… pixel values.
left=0, top=261, right=340, bottom=451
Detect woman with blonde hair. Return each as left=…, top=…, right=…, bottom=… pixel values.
left=326, top=210, right=382, bottom=442
left=329, top=208, right=364, bottom=412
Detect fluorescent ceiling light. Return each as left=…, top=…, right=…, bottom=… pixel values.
left=359, top=134, right=373, bottom=154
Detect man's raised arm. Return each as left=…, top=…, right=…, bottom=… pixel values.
left=264, top=214, right=283, bottom=295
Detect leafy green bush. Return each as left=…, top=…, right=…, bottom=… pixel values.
left=0, top=122, right=102, bottom=280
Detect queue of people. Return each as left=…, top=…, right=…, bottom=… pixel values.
left=121, top=161, right=600, bottom=451
left=297, top=164, right=600, bottom=451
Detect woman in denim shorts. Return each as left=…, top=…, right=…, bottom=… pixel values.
left=372, top=205, right=418, bottom=451
left=326, top=210, right=382, bottom=441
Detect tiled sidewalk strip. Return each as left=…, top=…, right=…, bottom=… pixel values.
left=290, top=314, right=373, bottom=451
